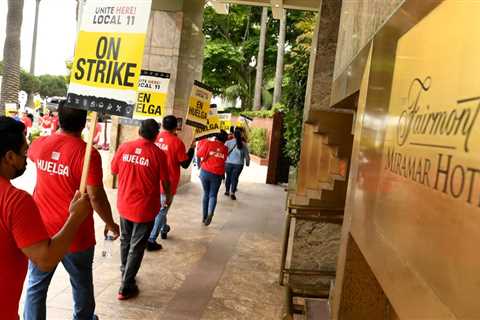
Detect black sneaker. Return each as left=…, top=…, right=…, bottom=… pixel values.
left=231, top=194, right=237, bottom=200
left=146, top=241, right=163, bottom=252
left=224, top=191, right=230, bottom=196
left=204, top=213, right=214, bottom=226
left=161, top=232, right=168, bottom=240
left=117, top=285, right=139, bottom=300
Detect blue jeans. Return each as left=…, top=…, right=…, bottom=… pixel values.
left=199, top=169, right=223, bottom=221
left=225, top=163, right=244, bottom=193
left=148, top=194, right=172, bottom=242
left=24, top=247, right=96, bottom=320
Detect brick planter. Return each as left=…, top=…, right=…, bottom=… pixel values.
left=250, top=154, right=268, bottom=166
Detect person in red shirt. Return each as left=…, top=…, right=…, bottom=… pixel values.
left=51, top=112, right=59, bottom=132
left=21, top=111, right=33, bottom=128
left=0, top=116, right=91, bottom=320
left=111, top=119, right=171, bottom=300
left=147, top=115, right=195, bottom=246
left=196, top=130, right=229, bottom=226
left=24, top=102, right=120, bottom=320
left=40, top=112, right=53, bottom=136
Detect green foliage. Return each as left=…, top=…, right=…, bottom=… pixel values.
left=37, top=75, right=67, bottom=97
left=242, top=109, right=274, bottom=119
left=283, top=12, right=315, bottom=110
left=249, top=127, right=268, bottom=158
left=202, top=5, right=279, bottom=109
left=280, top=13, right=315, bottom=167
left=221, top=107, right=275, bottom=119
left=282, top=106, right=303, bottom=165
left=20, top=70, right=40, bottom=94
left=0, top=61, right=67, bottom=97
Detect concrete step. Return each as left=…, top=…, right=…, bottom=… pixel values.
left=305, top=298, right=330, bottom=320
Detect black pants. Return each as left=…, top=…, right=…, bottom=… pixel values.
left=225, top=163, right=244, bottom=193
left=120, top=217, right=153, bottom=291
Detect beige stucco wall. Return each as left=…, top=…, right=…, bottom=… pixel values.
left=333, top=0, right=404, bottom=80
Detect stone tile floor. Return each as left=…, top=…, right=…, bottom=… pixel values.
left=13, top=159, right=286, bottom=319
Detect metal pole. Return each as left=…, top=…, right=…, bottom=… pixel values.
left=30, top=0, right=41, bottom=75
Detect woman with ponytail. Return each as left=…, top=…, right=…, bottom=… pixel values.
left=224, top=127, right=250, bottom=200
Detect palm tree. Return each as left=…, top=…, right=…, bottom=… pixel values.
left=0, top=0, right=24, bottom=115
left=253, top=7, right=268, bottom=111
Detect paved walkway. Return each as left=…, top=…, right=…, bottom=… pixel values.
left=14, top=158, right=286, bottom=319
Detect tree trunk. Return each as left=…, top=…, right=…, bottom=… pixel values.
left=273, top=9, right=286, bottom=106
left=253, top=7, right=268, bottom=111
left=0, top=0, right=24, bottom=115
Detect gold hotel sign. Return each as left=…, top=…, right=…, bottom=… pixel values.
left=352, top=1, right=480, bottom=318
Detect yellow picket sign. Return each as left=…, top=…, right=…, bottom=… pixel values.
left=71, top=32, right=145, bottom=91
left=186, top=81, right=212, bottom=129
left=220, top=120, right=232, bottom=131
left=67, top=0, right=152, bottom=118
left=217, top=113, right=232, bottom=131
left=194, top=115, right=221, bottom=140
left=133, top=70, right=170, bottom=121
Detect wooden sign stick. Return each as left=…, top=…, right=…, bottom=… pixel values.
left=79, top=111, right=98, bottom=194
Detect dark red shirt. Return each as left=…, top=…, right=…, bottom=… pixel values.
left=155, top=131, right=188, bottom=195
left=0, top=177, right=49, bottom=320
left=29, top=132, right=103, bottom=252
left=197, top=140, right=228, bottom=176
left=112, top=138, right=168, bottom=223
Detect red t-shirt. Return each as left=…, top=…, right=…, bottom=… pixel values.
left=112, top=138, right=168, bottom=223
left=0, top=177, right=49, bottom=320
left=155, top=131, right=188, bottom=195
left=21, top=116, right=32, bottom=128
left=197, top=139, right=208, bottom=151
left=28, top=132, right=103, bottom=252
left=197, top=140, right=228, bottom=176
left=41, top=115, right=52, bottom=129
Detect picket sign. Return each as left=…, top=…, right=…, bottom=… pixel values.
left=185, top=80, right=213, bottom=129
left=133, top=70, right=170, bottom=121
left=194, top=114, right=221, bottom=141
left=67, top=0, right=152, bottom=193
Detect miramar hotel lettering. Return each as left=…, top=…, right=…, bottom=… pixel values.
left=385, top=77, right=480, bottom=206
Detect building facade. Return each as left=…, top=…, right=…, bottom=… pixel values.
left=291, top=0, right=480, bottom=318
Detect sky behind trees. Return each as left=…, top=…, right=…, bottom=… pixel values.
left=0, top=0, right=77, bottom=75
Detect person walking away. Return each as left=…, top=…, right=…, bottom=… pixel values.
left=147, top=115, right=194, bottom=246
left=24, top=102, right=120, bottom=320
left=111, top=119, right=171, bottom=299
left=0, top=116, right=92, bottom=320
left=224, top=128, right=250, bottom=200
left=195, top=137, right=208, bottom=168
left=197, top=131, right=228, bottom=226
left=227, top=126, right=235, bottom=140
